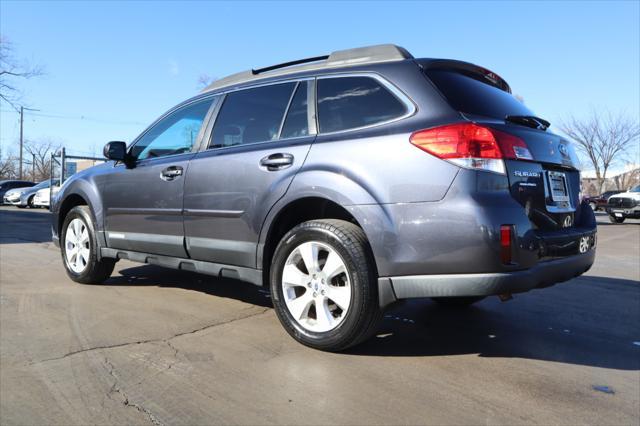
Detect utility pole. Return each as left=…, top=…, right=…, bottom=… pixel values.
left=19, top=106, right=23, bottom=179
left=18, top=106, right=40, bottom=180
left=32, top=153, right=35, bottom=180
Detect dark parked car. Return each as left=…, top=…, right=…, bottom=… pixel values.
left=0, top=180, right=34, bottom=204
left=51, top=44, right=596, bottom=351
left=582, top=190, right=623, bottom=211
left=4, top=179, right=59, bottom=208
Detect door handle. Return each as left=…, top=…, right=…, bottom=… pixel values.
left=160, top=166, right=183, bottom=181
left=260, top=153, right=294, bottom=171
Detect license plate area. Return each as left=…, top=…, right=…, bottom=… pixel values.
left=547, top=171, right=569, bottom=202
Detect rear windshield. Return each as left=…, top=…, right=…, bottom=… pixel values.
left=425, top=69, right=535, bottom=119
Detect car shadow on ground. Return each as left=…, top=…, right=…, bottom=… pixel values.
left=105, top=264, right=639, bottom=371
left=0, top=208, right=52, bottom=244
left=107, top=264, right=273, bottom=309
left=350, top=275, right=640, bottom=371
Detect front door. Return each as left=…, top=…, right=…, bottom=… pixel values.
left=101, top=97, right=216, bottom=257
left=184, top=80, right=316, bottom=267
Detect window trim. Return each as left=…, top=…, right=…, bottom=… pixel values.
left=315, top=72, right=416, bottom=135
left=204, top=78, right=316, bottom=152
left=276, top=81, right=301, bottom=140
left=126, top=94, right=219, bottom=165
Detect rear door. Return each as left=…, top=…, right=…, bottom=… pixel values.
left=101, top=96, right=216, bottom=257
left=184, top=80, right=316, bottom=267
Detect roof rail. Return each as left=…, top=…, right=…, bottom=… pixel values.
left=252, top=55, right=330, bottom=75
left=203, top=44, right=413, bottom=92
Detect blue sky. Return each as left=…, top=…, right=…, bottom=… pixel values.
left=1, top=0, right=639, bottom=169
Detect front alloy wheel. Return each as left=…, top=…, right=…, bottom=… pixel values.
left=65, top=218, right=91, bottom=273
left=61, top=206, right=115, bottom=283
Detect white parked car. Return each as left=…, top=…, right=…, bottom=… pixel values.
left=606, top=185, right=640, bottom=223
left=33, top=186, right=60, bottom=208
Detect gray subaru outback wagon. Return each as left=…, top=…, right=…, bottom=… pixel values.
left=52, top=45, right=596, bottom=351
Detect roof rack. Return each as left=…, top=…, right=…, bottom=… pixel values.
left=252, top=55, right=330, bottom=75
left=203, top=44, right=413, bottom=92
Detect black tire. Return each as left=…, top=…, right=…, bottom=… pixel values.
left=61, top=205, right=115, bottom=284
left=431, top=296, right=486, bottom=307
left=608, top=215, right=625, bottom=224
left=27, top=195, right=35, bottom=208
left=270, top=219, right=382, bottom=351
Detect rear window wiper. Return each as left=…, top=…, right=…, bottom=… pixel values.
left=505, top=115, right=550, bottom=131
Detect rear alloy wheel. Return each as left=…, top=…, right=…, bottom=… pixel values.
left=270, top=219, right=382, bottom=351
left=281, top=241, right=352, bottom=333
left=609, top=215, right=625, bottom=224
left=61, top=206, right=115, bottom=283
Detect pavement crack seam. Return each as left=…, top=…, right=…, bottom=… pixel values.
left=105, top=357, right=163, bottom=426
left=165, top=340, right=179, bottom=371
left=132, top=341, right=180, bottom=388
left=31, top=307, right=270, bottom=365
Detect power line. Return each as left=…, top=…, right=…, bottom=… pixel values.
left=1, top=108, right=146, bottom=126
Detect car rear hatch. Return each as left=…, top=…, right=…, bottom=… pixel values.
left=420, top=59, right=594, bottom=247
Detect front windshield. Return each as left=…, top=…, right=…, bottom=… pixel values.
left=630, top=185, right=640, bottom=193
left=31, top=179, right=60, bottom=189
left=33, top=181, right=50, bottom=189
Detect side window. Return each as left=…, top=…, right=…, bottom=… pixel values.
left=317, top=76, right=407, bottom=133
left=131, top=98, right=213, bottom=160
left=210, top=82, right=296, bottom=148
left=280, top=82, right=309, bottom=139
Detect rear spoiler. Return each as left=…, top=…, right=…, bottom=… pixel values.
left=417, top=59, right=512, bottom=93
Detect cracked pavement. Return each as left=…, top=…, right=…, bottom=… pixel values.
left=1, top=206, right=639, bottom=425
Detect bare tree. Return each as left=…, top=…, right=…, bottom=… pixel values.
left=23, top=139, right=60, bottom=181
left=0, top=35, right=44, bottom=110
left=559, top=110, right=640, bottom=194
left=612, top=154, right=640, bottom=191
left=613, top=168, right=640, bottom=191
left=0, top=145, right=18, bottom=178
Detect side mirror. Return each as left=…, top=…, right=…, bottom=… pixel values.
left=103, top=141, right=127, bottom=162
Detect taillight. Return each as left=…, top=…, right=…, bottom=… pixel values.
left=494, top=129, right=533, bottom=161
left=500, top=225, right=513, bottom=264
left=410, top=123, right=533, bottom=174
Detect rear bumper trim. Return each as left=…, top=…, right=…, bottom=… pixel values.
left=383, top=250, right=595, bottom=301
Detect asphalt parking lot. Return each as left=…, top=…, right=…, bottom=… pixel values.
left=0, top=206, right=638, bottom=425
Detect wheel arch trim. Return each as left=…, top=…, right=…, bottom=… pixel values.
left=256, top=191, right=395, bottom=282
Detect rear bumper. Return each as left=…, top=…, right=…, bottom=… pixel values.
left=378, top=250, right=595, bottom=307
